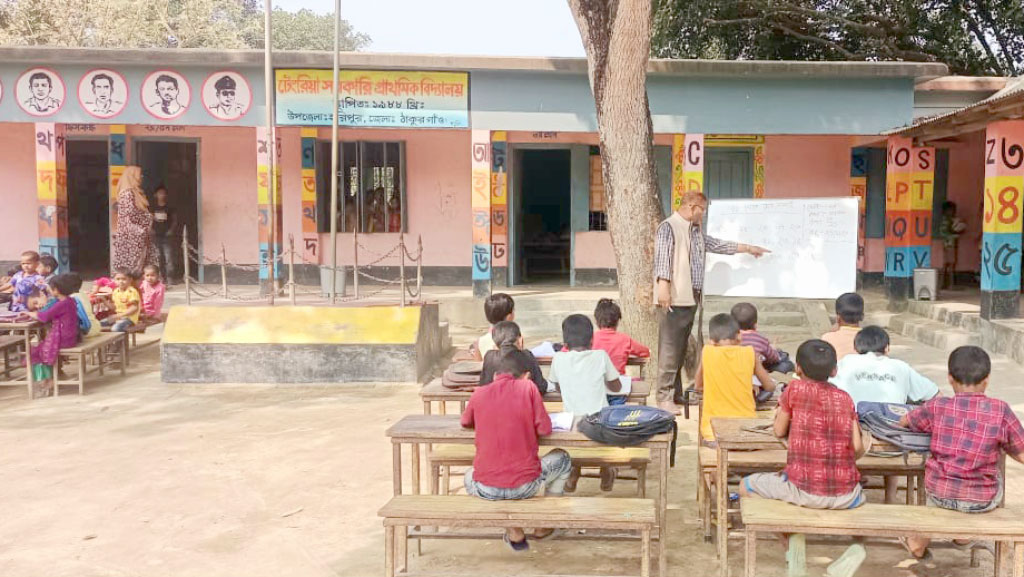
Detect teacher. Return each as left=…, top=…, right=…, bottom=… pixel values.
left=653, top=191, right=769, bottom=415
left=112, top=165, right=158, bottom=277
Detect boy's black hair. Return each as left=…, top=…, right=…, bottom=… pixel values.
left=854, top=326, right=889, bottom=354
left=39, top=253, right=58, bottom=272
left=26, top=286, right=43, bottom=299
left=942, top=201, right=957, bottom=213
left=562, top=314, right=594, bottom=350
left=730, top=302, right=758, bottom=331
left=483, top=293, right=515, bottom=325
left=112, top=267, right=134, bottom=279
left=594, top=298, right=621, bottom=329
left=63, top=272, right=84, bottom=294
left=708, top=313, right=740, bottom=342
left=835, top=292, right=864, bottom=324
left=948, top=345, right=990, bottom=385
left=48, top=273, right=78, bottom=297
left=796, top=339, right=838, bottom=382
left=496, top=349, right=531, bottom=378
left=491, top=320, right=522, bottom=350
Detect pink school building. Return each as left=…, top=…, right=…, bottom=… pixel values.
left=0, top=47, right=1011, bottom=305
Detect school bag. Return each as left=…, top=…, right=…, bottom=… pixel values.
left=441, top=361, right=483, bottom=391
left=578, top=405, right=678, bottom=466
left=857, top=401, right=931, bottom=458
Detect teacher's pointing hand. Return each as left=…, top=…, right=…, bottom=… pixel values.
left=739, top=244, right=771, bottom=258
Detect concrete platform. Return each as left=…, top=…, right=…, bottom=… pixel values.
left=161, top=304, right=442, bottom=383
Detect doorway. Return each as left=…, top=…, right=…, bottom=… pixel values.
left=515, top=149, right=571, bottom=284
left=66, top=140, right=110, bottom=277
left=134, top=141, right=200, bottom=281
left=705, top=148, right=753, bottom=200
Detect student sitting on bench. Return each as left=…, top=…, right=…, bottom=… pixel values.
left=473, top=293, right=515, bottom=360
left=832, top=326, right=939, bottom=407
left=461, top=350, right=571, bottom=552
left=479, top=320, right=548, bottom=395
left=900, top=346, right=1024, bottom=560
left=731, top=302, right=794, bottom=374
left=591, top=298, right=650, bottom=374
left=821, top=292, right=864, bottom=361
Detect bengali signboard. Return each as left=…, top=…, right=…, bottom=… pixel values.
left=275, top=69, right=469, bottom=128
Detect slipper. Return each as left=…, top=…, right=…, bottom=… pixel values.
left=503, top=532, right=529, bottom=552
left=898, top=537, right=932, bottom=561
left=952, top=539, right=994, bottom=555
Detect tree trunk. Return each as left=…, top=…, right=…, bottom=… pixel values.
left=568, top=0, right=663, bottom=364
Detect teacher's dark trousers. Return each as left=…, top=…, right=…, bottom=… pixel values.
left=656, top=304, right=697, bottom=403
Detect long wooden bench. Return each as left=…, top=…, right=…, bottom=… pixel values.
left=54, top=332, right=128, bottom=396
left=379, top=495, right=659, bottom=577
left=0, top=335, right=24, bottom=379
left=427, top=445, right=650, bottom=497
left=741, top=498, right=1024, bottom=577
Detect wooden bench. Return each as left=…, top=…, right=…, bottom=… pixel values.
left=0, top=335, right=24, bottom=379
left=427, top=445, right=651, bottom=497
left=54, top=332, right=128, bottom=396
left=379, top=495, right=659, bottom=577
left=741, top=497, right=1024, bottom=577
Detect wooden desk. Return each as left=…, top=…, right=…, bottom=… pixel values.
left=420, top=378, right=652, bottom=415
left=384, top=414, right=672, bottom=571
left=0, top=320, right=43, bottom=397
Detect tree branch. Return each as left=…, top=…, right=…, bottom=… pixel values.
left=770, top=3, right=892, bottom=38
left=971, top=0, right=1019, bottom=75
left=960, top=4, right=1006, bottom=76
left=771, top=21, right=861, bottom=59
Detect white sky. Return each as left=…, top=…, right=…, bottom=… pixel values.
left=274, top=0, right=586, bottom=57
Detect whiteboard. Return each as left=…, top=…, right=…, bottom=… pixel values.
left=704, top=197, right=858, bottom=299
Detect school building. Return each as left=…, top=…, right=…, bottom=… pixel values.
left=0, top=46, right=1020, bottom=315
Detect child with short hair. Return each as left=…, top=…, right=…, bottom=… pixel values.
left=591, top=298, right=650, bottom=374
left=479, top=320, right=548, bottom=395
left=695, top=313, right=775, bottom=443
left=474, top=293, right=515, bottom=360
left=24, top=274, right=81, bottom=398
left=37, top=253, right=58, bottom=284
left=731, top=302, right=795, bottom=374
left=1, top=251, right=43, bottom=312
left=102, top=269, right=140, bottom=332
left=832, top=326, right=939, bottom=407
left=65, top=273, right=101, bottom=338
left=139, top=264, right=166, bottom=323
left=900, top=346, right=1024, bottom=560
left=821, top=292, right=864, bottom=360
left=461, top=350, right=571, bottom=551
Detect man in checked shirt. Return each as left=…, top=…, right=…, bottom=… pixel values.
left=653, top=191, right=769, bottom=414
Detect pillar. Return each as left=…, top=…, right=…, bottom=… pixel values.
left=470, top=129, right=491, bottom=297
left=850, top=148, right=868, bottom=275
left=35, top=123, right=69, bottom=271
left=300, top=128, right=319, bottom=264
left=257, top=126, right=284, bottom=289
left=980, top=120, right=1024, bottom=319
left=671, top=133, right=704, bottom=210
left=490, top=131, right=508, bottom=286
left=884, top=137, right=914, bottom=306
left=108, top=125, right=127, bottom=267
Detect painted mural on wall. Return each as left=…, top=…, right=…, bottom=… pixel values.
left=275, top=69, right=469, bottom=128
left=202, top=71, right=252, bottom=121
left=17, top=68, right=65, bottom=117
left=78, top=69, right=128, bottom=119
left=141, top=70, right=191, bottom=120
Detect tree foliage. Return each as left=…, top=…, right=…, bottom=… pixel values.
left=652, top=0, right=1024, bottom=76
left=0, top=0, right=369, bottom=51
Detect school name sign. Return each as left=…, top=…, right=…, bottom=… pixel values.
left=275, top=69, right=469, bottom=128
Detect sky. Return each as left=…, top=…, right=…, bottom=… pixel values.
left=274, top=0, right=586, bottom=57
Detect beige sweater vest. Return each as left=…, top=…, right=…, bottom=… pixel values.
left=653, top=212, right=696, bottom=307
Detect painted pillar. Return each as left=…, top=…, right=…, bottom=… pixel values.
left=490, top=131, right=508, bottom=285
left=35, top=123, right=70, bottom=271
left=108, top=125, right=127, bottom=267
left=671, top=134, right=704, bottom=210
left=470, top=129, right=492, bottom=296
left=884, top=137, right=915, bottom=305
left=910, top=145, right=935, bottom=271
left=300, top=128, right=319, bottom=264
left=753, top=140, right=766, bottom=198
left=980, top=120, right=1024, bottom=319
left=850, top=148, right=868, bottom=274
left=257, top=127, right=284, bottom=286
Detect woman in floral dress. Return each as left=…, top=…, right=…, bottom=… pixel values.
left=112, top=166, right=157, bottom=277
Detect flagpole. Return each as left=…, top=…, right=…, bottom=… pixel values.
left=264, top=0, right=278, bottom=302
left=329, top=0, right=341, bottom=302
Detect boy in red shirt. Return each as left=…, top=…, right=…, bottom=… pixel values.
left=461, top=350, right=572, bottom=551
left=900, top=346, right=1024, bottom=560
left=591, top=298, right=650, bottom=374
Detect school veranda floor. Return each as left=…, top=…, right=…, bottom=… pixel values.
left=0, top=321, right=1022, bottom=577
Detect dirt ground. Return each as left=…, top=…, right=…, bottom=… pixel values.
left=0, top=328, right=1021, bottom=577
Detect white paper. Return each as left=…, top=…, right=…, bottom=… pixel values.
left=611, top=375, right=632, bottom=396
left=530, top=341, right=557, bottom=358
left=549, top=411, right=574, bottom=431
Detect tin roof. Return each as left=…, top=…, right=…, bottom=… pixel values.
left=885, top=76, right=1024, bottom=140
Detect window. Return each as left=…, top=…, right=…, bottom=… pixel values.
left=316, top=141, right=406, bottom=233
left=588, top=147, right=607, bottom=231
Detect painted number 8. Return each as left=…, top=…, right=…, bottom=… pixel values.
left=998, top=186, right=1020, bottom=224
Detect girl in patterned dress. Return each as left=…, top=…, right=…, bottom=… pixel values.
left=25, top=274, right=80, bottom=398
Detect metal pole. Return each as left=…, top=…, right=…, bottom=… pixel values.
left=264, top=0, right=277, bottom=304
left=400, top=234, right=406, bottom=308
left=353, top=229, right=359, bottom=298
left=289, top=234, right=296, bottom=306
left=221, top=244, right=228, bottom=299
left=182, top=226, right=191, bottom=306
left=328, top=0, right=342, bottom=303
left=416, top=235, right=423, bottom=302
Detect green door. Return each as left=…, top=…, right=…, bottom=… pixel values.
left=705, top=148, right=753, bottom=200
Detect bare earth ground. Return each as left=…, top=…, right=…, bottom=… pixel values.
left=0, top=325, right=1021, bottom=577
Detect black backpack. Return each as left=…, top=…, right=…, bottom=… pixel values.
left=857, top=401, right=931, bottom=457
left=578, top=405, right=678, bottom=466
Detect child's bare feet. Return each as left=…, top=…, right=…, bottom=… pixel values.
left=504, top=528, right=528, bottom=551
left=32, top=380, right=52, bottom=399
left=533, top=528, right=555, bottom=539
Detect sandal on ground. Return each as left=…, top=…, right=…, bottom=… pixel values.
left=898, top=537, right=932, bottom=561
left=503, top=532, right=529, bottom=552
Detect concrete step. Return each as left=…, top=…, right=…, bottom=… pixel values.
left=888, top=312, right=981, bottom=352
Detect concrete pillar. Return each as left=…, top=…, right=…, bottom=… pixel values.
left=850, top=148, right=868, bottom=276
left=257, top=126, right=284, bottom=289
left=490, top=131, right=508, bottom=287
left=35, top=123, right=69, bottom=271
left=107, top=125, right=126, bottom=267
left=300, top=128, right=319, bottom=264
left=884, top=137, right=916, bottom=308
left=671, top=133, right=704, bottom=210
left=980, top=120, right=1024, bottom=319
left=470, top=129, right=491, bottom=297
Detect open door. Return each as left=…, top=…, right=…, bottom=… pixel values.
left=135, top=141, right=200, bottom=282
left=66, top=140, right=110, bottom=276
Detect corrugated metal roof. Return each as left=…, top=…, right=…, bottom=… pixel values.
left=885, top=76, right=1024, bottom=135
